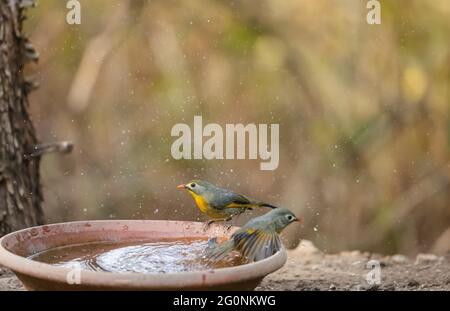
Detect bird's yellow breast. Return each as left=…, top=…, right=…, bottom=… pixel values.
left=189, top=192, right=210, bottom=213
left=188, top=191, right=223, bottom=218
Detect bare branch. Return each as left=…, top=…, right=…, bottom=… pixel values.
left=28, top=141, right=73, bottom=157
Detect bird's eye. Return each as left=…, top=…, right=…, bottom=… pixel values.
left=287, top=215, right=294, bottom=221
left=190, top=183, right=196, bottom=188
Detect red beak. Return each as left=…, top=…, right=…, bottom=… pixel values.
left=177, top=184, right=186, bottom=190
left=295, top=216, right=304, bottom=224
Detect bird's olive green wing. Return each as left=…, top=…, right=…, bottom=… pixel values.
left=232, top=227, right=282, bottom=262
left=208, top=191, right=253, bottom=210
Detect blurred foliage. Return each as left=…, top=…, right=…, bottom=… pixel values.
left=23, top=0, right=450, bottom=255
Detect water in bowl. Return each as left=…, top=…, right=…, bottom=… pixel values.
left=28, top=238, right=245, bottom=273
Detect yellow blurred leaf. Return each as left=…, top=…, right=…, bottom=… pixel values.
left=401, top=65, right=428, bottom=104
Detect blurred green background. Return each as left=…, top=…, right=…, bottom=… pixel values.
left=24, top=0, right=450, bottom=255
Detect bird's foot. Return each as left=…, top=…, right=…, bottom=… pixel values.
left=203, top=221, right=212, bottom=231
left=204, top=220, right=220, bottom=231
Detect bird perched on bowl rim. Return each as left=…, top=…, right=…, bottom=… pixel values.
left=177, top=180, right=277, bottom=226
left=206, top=208, right=301, bottom=262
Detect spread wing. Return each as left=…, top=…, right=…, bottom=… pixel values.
left=232, top=227, right=282, bottom=262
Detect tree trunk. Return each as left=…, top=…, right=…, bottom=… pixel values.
left=0, top=0, right=43, bottom=236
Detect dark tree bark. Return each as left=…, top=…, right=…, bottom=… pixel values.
left=0, top=0, right=43, bottom=236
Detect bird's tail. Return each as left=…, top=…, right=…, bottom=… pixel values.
left=256, top=202, right=278, bottom=209
left=206, top=238, right=235, bottom=261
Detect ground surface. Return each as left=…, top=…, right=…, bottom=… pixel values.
left=1, top=240, right=449, bottom=291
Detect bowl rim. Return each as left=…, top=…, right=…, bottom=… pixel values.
left=0, top=220, right=287, bottom=289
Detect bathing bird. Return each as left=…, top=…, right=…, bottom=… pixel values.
left=177, top=180, right=277, bottom=226
left=206, top=208, right=300, bottom=262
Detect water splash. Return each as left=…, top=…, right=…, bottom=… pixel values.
left=29, top=239, right=245, bottom=273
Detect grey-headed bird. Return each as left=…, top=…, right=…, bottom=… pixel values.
left=177, top=180, right=277, bottom=226
left=206, top=208, right=301, bottom=262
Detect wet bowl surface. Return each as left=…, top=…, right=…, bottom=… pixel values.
left=0, top=220, right=286, bottom=290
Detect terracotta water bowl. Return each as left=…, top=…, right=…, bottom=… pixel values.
left=0, top=220, right=286, bottom=290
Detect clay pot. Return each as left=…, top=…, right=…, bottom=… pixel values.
left=0, top=220, right=286, bottom=290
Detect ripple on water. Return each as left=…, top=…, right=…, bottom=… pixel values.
left=29, top=239, right=245, bottom=273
